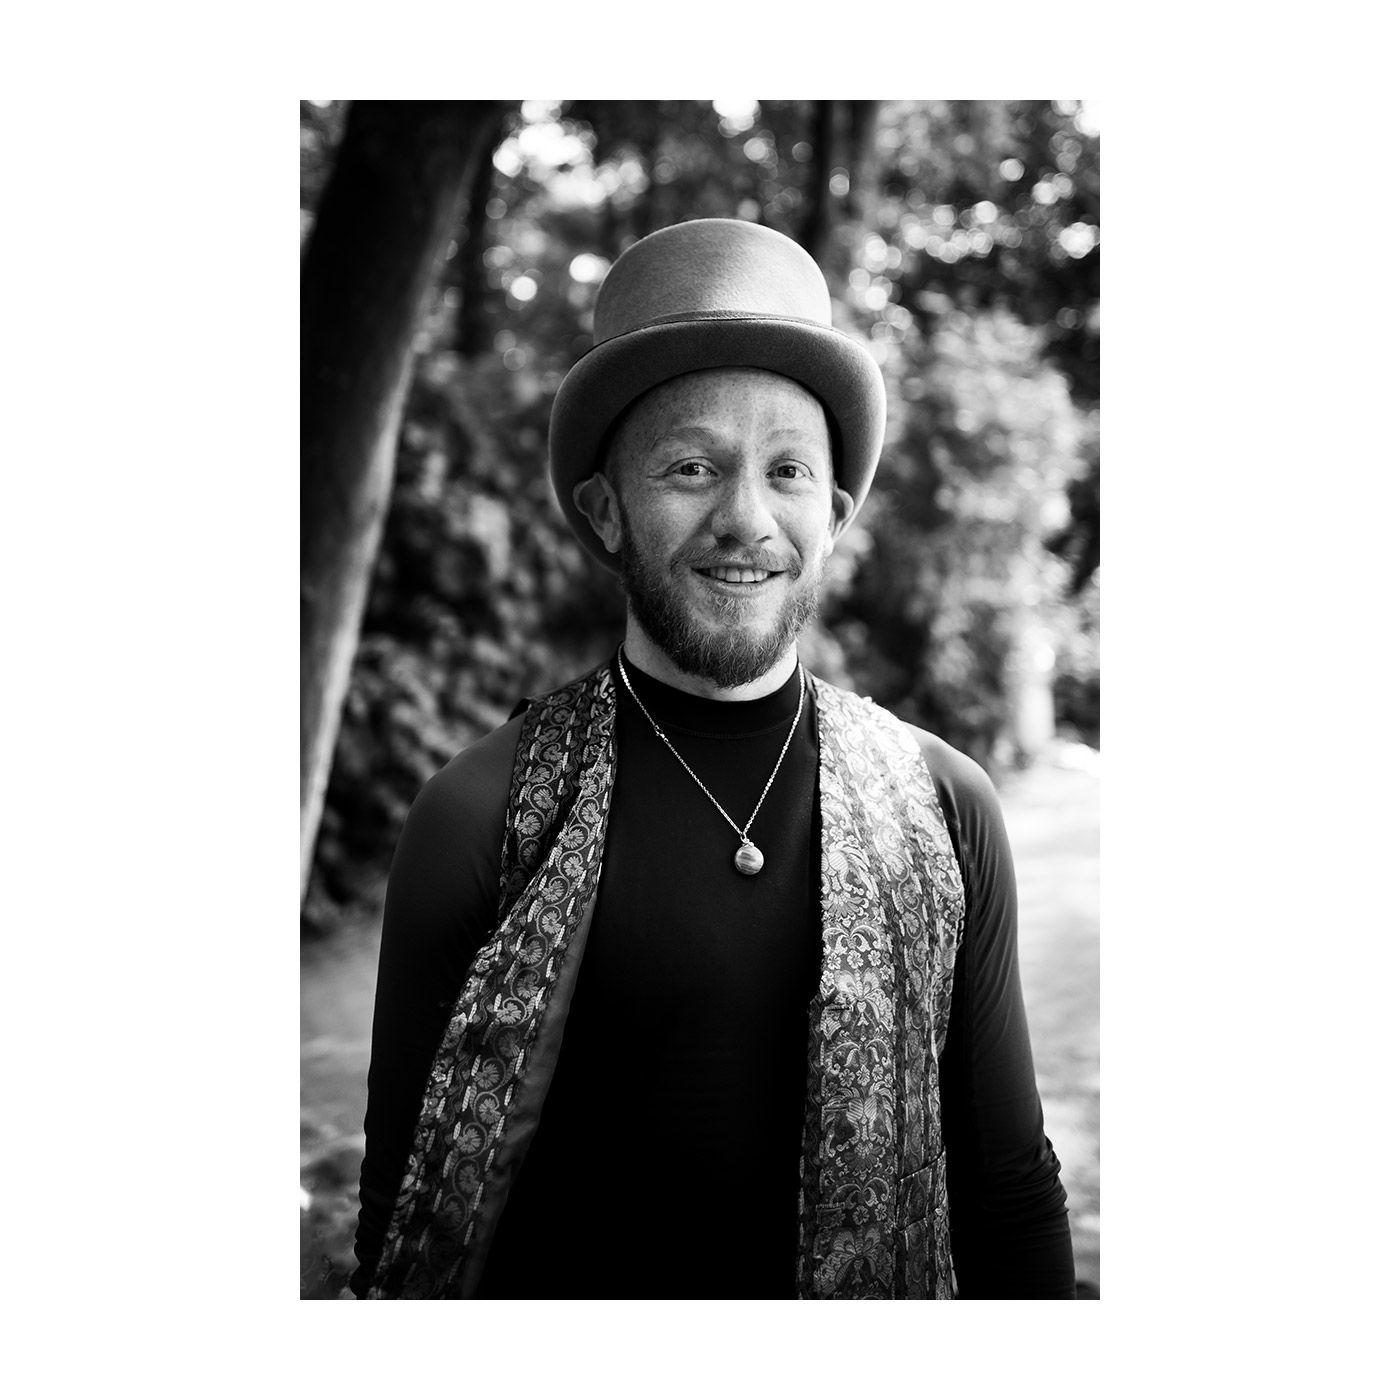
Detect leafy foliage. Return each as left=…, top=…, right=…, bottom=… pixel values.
left=833, top=305, right=1085, bottom=766
left=302, top=99, right=1101, bottom=934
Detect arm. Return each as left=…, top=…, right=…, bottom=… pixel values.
left=348, top=718, right=521, bottom=1297
left=912, top=729, right=1077, bottom=1299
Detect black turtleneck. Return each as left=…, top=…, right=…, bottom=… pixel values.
left=351, top=653, right=1075, bottom=1299
left=477, top=651, right=820, bottom=1298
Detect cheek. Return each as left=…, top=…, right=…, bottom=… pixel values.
left=629, top=497, right=703, bottom=550
left=790, top=508, right=837, bottom=563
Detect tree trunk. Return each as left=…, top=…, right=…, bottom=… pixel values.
left=451, top=106, right=511, bottom=357
left=301, top=99, right=503, bottom=903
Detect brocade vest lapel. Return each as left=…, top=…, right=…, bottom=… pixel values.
left=798, top=679, right=966, bottom=1298
left=369, top=662, right=965, bottom=1300
left=367, top=664, right=617, bottom=1299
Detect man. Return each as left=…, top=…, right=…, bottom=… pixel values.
left=350, top=218, right=1075, bottom=1299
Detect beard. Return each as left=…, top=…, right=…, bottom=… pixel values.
left=617, top=511, right=825, bottom=690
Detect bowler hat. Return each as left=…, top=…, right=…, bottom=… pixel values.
left=548, top=218, right=886, bottom=572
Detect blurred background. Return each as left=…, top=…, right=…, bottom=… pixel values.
left=300, top=99, right=1100, bottom=1299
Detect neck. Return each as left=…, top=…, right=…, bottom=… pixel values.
left=621, top=617, right=799, bottom=701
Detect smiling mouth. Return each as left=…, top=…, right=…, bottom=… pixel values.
left=695, top=566, right=782, bottom=584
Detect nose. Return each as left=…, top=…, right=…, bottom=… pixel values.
left=709, top=470, right=777, bottom=546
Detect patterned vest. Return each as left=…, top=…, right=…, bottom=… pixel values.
left=368, top=662, right=966, bottom=1299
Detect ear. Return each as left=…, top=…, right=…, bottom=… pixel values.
left=573, top=472, right=624, bottom=555
left=823, top=484, right=857, bottom=556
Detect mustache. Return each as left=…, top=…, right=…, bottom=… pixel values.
left=675, top=546, right=798, bottom=574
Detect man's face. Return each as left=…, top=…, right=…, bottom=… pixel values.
left=588, top=367, right=854, bottom=688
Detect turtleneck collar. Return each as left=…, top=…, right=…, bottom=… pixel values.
left=612, top=648, right=806, bottom=738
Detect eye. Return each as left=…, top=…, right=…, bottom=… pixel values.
left=770, top=461, right=812, bottom=481
left=669, top=459, right=715, bottom=478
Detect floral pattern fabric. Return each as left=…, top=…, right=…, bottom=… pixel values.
left=369, top=663, right=965, bottom=1299
left=800, top=681, right=966, bottom=1298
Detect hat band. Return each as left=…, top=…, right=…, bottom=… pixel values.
left=593, top=308, right=836, bottom=348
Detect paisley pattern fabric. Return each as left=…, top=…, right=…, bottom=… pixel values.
left=368, top=662, right=965, bottom=1299
left=367, top=668, right=617, bottom=1299
left=799, top=681, right=966, bottom=1298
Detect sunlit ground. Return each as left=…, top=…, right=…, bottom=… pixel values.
left=999, top=741, right=1101, bottom=1295
left=301, top=744, right=1101, bottom=1298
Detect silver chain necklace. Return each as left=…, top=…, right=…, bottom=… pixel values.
left=615, top=649, right=806, bottom=876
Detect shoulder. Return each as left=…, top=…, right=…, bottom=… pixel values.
left=899, top=721, right=1001, bottom=813
left=811, top=677, right=997, bottom=811
left=898, top=720, right=1012, bottom=897
left=406, top=655, right=612, bottom=841
left=413, top=656, right=612, bottom=823
left=400, top=713, right=526, bottom=858
left=381, top=713, right=530, bottom=952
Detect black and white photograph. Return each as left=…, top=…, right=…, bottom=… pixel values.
left=10, top=21, right=1397, bottom=1389
left=299, top=98, right=1101, bottom=1302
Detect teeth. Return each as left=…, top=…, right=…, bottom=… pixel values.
left=705, top=567, right=771, bottom=583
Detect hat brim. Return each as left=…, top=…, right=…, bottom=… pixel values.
left=548, top=316, right=886, bottom=573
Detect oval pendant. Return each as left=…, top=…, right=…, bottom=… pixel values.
left=734, top=841, right=764, bottom=876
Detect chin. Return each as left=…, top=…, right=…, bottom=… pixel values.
left=620, top=534, right=822, bottom=688
left=647, top=606, right=810, bottom=690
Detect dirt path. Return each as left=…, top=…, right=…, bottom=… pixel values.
left=300, top=747, right=1100, bottom=1297
left=998, top=743, right=1101, bottom=1293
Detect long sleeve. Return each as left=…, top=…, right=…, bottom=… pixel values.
left=912, top=728, right=1077, bottom=1299
left=347, top=717, right=521, bottom=1297
left=347, top=700, right=1075, bottom=1299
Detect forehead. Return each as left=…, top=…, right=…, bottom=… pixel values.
left=614, top=367, right=830, bottom=449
